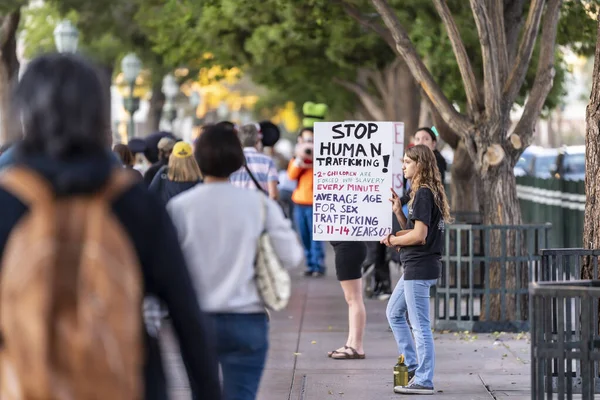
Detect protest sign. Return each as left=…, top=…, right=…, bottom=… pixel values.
left=392, top=122, right=405, bottom=194
left=313, top=121, right=393, bottom=241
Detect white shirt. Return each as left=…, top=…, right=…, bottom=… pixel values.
left=167, top=182, right=304, bottom=313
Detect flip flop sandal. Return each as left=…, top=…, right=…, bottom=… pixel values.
left=328, top=345, right=348, bottom=358
left=331, top=346, right=366, bottom=360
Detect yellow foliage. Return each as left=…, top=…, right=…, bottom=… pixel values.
left=271, top=102, right=300, bottom=133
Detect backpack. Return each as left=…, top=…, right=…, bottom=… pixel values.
left=0, top=167, right=143, bottom=400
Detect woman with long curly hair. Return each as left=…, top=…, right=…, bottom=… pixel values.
left=381, top=144, right=452, bottom=395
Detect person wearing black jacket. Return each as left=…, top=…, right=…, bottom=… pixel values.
left=144, top=137, right=176, bottom=187
left=149, top=141, right=202, bottom=204
left=0, top=53, right=221, bottom=400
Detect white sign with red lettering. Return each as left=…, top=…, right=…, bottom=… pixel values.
left=312, top=121, right=393, bottom=241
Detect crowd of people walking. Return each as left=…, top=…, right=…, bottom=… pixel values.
left=0, top=52, right=450, bottom=399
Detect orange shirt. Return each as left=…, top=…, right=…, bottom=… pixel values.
left=287, top=159, right=313, bottom=206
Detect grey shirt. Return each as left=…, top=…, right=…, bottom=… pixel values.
left=167, top=182, right=304, bottom=313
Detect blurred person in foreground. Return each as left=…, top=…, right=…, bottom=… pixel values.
left=149, top=141, right=203, bottom=204
left=113, top=143, right=143, bottom=180
left=167, top=123, right=303, bottom=400
left=0, top=53, right=220, bottom=400
left=229, top=123, right=279, bottom=200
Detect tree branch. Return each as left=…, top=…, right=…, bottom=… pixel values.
left=333, top=77, right=386, bottom=121
left=503, top=0, right=545, bottom=107
left=0, top=10, right=20, bottom=49
left=491, top=0, right=509, bottom=85
left=511, top=0, right=562, bottom=157
left=430, top=103, right=460, bottom=149
left=503, top=0, right=526, bottom=63
left=432, top=0, right=482, bottom=117
left=469, top=0, right=502, bottom=122
left=369, top=0, right=473, bottom=137
left=367, top=68, right=388, bottom=101
left=336, top=0, right=397, bottom=50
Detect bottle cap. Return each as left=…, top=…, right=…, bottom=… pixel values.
left=399, top=354, right=404, bottom=363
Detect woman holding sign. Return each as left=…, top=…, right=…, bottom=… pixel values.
left=381, top=144, right=452, bottom=395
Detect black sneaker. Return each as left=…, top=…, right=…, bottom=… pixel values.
left=312, top=271, right=325, bottom=277
left=408, top=369, right=415, bottom=383
left=370, top=281, right=382, bottom=299
left=394, top=383, right=434, bottom=395
left=303, top=270, right=314, bottom=277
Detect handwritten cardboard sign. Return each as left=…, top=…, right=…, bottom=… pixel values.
left=312, top=121, right=393, bottom=241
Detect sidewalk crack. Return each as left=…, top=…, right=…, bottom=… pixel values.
left=478, top=374, right=498, bottom=400
left=288, top=280, right=310, bottom=400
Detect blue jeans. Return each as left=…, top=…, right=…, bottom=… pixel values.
left=208, top=313, right=269, bottom=400
left=386, top=276, right=437, bottom=388
left=294, top=204, right=325, bottom=272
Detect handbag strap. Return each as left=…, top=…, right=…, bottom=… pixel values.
left=244, top=163, right=269, bottom=196
left=258, top=191, right=267, bottom=233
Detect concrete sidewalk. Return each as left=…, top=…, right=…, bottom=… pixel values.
left=164, top=247, right=532, bottom=399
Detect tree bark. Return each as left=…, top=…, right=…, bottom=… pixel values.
left=449, top=142, right=479, bottom=213
left=395, top=59, right=420, bottom=144
left=582, top=16, right=600, bottom=279
left=98, top=65, right=114, bottom=137
left=479, top=148, right=522, bottom=320
left=0, top=10, right=20, bottom=145
left=143, top=80, right=165, bottom=136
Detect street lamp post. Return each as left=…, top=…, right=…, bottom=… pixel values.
left=162, top=74, right=179, bottom=131
left=54, top=20, right=79, bottom=53
left=121, top=53, right=142, bottom=139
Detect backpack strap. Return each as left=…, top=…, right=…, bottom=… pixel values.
left=0, top=167, right=54, bottom=205
left=98, top=168, right=138, bottom=203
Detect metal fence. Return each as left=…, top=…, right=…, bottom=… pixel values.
left=435, top=223, right=551, bottom=332
left=530, top=281, right=600, bottom=399
left=535, top=248, right=600, bottom=282
left=532, top=249, right=600, bottom=395
left=517, top=176, right=584, bottom=249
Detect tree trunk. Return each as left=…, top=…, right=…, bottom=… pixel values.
left=143, top=80, right=165, bottom=136
left=582, top=17, right=600, bottom=280
left=418, top=96, right=432, bottom=128
left=395, top=59, right=420, bottom=144
left=479, top=152, right=522, bottom=321
left=98, top=65, right=114, bottom=137
left=0, top=11, right=20, bottom=145
left=449, top=142, right=479, bottom=214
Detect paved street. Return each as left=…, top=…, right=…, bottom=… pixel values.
left=163, top=245, right=531, bottom=399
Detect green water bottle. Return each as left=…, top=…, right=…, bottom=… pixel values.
left=393, top=354, right=409, bottom=387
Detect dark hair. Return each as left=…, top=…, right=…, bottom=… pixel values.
left=195, top=124, right=244, bottom=178
left=215, top=121, right=236, bottom=132
left=298, top=127, right=314, bottom=137
left=415, top=127, right=437, bottom=143
left=113, top=143, right=135, bottom=167
left=13, top=53, right=109, bottom=159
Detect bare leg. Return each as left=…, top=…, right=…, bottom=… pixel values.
left=340, top=278, right=366, bottom=354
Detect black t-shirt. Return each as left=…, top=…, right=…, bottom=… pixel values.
left=400, top=187, right=444, bottom=280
